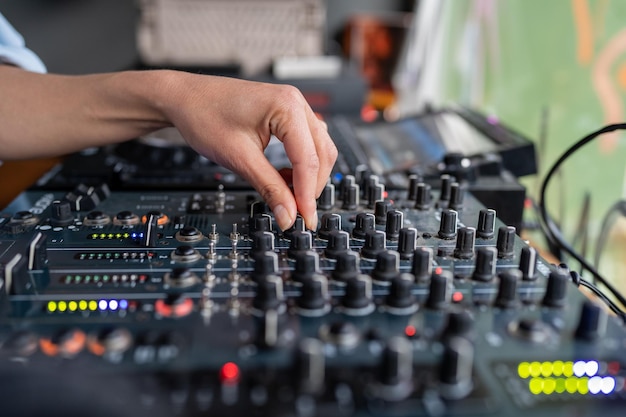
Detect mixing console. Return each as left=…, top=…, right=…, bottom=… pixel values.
left=0, top=173, right=625, bottom=417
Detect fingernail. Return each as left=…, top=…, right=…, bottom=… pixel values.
left=273, top=204, right=294, bottom=231
left=308, top=210, right=319, bottom=231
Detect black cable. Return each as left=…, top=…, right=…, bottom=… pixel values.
left=538, top=123, right=626, bottom=315
left=593, top=199, right=626, bottom=272
left=569, top=271, right=626, bottom=321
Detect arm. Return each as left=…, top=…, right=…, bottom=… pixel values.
left=0, top=66, right=336, bottom=230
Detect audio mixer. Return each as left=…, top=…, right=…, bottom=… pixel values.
left=0, top=172, right=625, bottom=417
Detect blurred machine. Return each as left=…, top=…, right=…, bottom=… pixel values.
left=1, top=104, right=625, bottom=416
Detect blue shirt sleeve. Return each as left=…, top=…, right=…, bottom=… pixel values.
left=0, top=12, right=46, bottom=73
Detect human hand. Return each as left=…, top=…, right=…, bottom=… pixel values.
left=163, top=73, right=337, bottom=231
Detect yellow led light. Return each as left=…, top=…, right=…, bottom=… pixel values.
left=88, top=300, right=98, bottom=311
left=541, top=361, right=554, bottom=377
left=565, top=377, right=578, bottom=394
left=555, top=378, right=566, bottom=393
left=58, top=301, right=67, bottom=312
left=518, top=362, right=531, bottom=379
left=529, top=362, right=542, bottom=377
left=79, top=300, right=88, bottom=311
left=578, top=377, right=589, bottom=395
left=543, top=378, right=556, bottom=395
left=563, top=361, right=574, bottom=377
left=68, top=301, right=78, bottom=312
left=553, top=361, right=564, bottom=376
left=529, top=378, right=543, bottom=395
left=47, top=301, right=57, bottom=312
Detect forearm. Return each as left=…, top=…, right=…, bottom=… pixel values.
left=0, top=66, right=180, bottom=160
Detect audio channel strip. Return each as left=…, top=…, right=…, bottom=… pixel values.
left=0, top=174, right=624, bottom=417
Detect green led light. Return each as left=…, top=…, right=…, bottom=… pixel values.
left=47, top=301, right=57, bottom=312
left=555, top=378, right=566, bottom=393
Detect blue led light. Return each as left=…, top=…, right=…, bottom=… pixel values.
left=98, top=300, right=108, bottom=311
left=119, top=299, right=128, bottom=309
left=109, top=300, right=119, bottom=311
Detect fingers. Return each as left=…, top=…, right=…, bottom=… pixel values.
left=271, top=88, right=337, bottom=231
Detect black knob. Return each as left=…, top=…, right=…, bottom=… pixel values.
left=331, top=251, right=360, bottom=283
left=448, top=182, right=465, bottom=211
left=317, top=182, right=335, bottom=211
left=414, top=182, right=432, bottom=210
left=496, top=226, right=516, bottom=258
left=385, top=210, right=403, bottom=240
left=375, top=200, right=392, bottom=225
left=352, top=213, right=375, bottom=240
left=296, top=338, right=326, bottom=394
left=426, top=270, right=452, bottom=310
left=438, top=336, right=474, bottom=400
left=495, top=269, right=521, bottom=309
left=439, top=174, right=454, bottom=203
left=407, top=174, right=421, bottom=201
left=50, top=200, right=74, bottom=227
left=575, top=300, right=607, bottom=341
left=324, top=230, right=350, bottom=259
left=250, top=213, right=273, bottom=234
left=372, top=250, right=400, bottom=284
left=341, top=184, right=359, bottom=210
left=453, top=227, right=475, bottom=259
left=378, top=337, right=413, bottom=396
left=296, top=274, right=330, bottom=314
left=292, top=250, right=321, bottom=283
left=251, top=251, right=279, bottom=283
left=411, top=247, right=433, bottom=282
left=287, top=230, right=312, bottom=259
left=542, top=269, right=569, bottom=308
left=253, top=275, right=284, bottom=312
left=440, top=310, right=474, bottom=343
left=251, top=231, right=275, bottom=260
left=283, top=215, right=306, bottom=240
left=385, top=274, right=416, bottom=311
left=317, top=213, right=341, bottom=240
left=438, top=209, right=457, bottom=239
left=361, top=230, right=386, bottom=260
left=519, top=246, right=538, bottom=281
left=397, top=228, right=417, bottom=260
left=341, top=275, right=374, bottom=313
left=476, top=209, right=496, bottom=239
left=472, top=247, right=496, bottom=282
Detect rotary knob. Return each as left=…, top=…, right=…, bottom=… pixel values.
left=371, top=250, right=400, bottom=284
left=352, top=213, right=375, bottom=240
left=324, top=230, right=350, bottom=259
left=331, top=251, right=361, bottom=284
left=317, top=213, right=341, bottom=240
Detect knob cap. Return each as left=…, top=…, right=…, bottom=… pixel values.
left=253, top=275, right=284, bottom=312
left=476, top=209, right=496, bottom=239
left=324, top=230, right=350, bottom=259
left=317, top=213, right=341, bottom=240
left=519, top=246, right=538, bottom=281
left=542, top=269, right=569, bottom=308
left=296, top=274, right=330, bottom=314
left=385, top=274, right=417, bottom=312
left=352, top=213, right=375, bottom=240
left=287, top=230, right=312, bottom=259
left=575, top=300, right=608, bottom=341
left=496, top=226, right=516, bottom=258
left=296, top=338, right=326, bottom=394
left=375, top=200, right=392, bottom=225
left=331, top=251, right=360, bottom=283
left=372, top=250, right=400, bottom=284
left=397, top=228, right=417, bottom=260
left=377, top=336, right=413, bottom=400
left=251, top=251, right=279, bottom=283
left=341, top=184, right=359, bottom=210
left=317, top=183, right=335, bottom=211
left=341, top=275, right=374, bottom=314
left=438, top=209, right=457, bottom=239
left=250, top=231, right=275, bottom=260
left=448, top=182, right=465, bottom=211
left=411, top=247, right=433, bottom=282
left=283, top=215, right=306, bottom=241
left=414, top=182, right=432, bottom=210
left=495, top=269, right=521, bottom=309
left=361, top=230, right=386, bottom=260
left=426, top=270, right=452, bottom=310
left=385, top=210, right=403, bottom=240
left=50, top=200, right=74, bottom=227
left=472, top=247, right=496, bottom=282
left=292, top=250, right=321, bottom=283
left=453, top=227, right=475, bottom=259
left=438, top=336, right=474, bottom=400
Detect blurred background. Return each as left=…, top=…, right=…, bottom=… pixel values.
left=2, top=0, right=626, bottom=295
